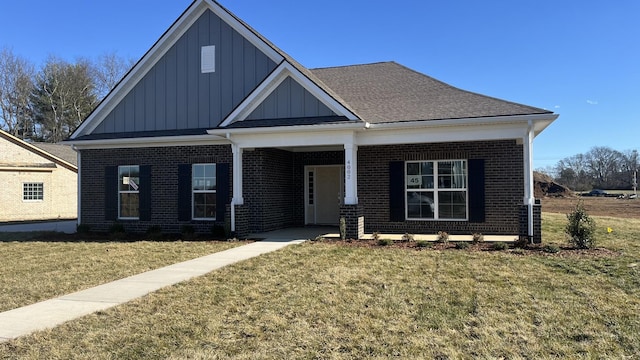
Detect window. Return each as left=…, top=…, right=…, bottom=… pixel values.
left=406, top=160, right=467, bottom=220
left=192, top=164, right=216, bottom=220
left=23, top=183, right=44, bottom=201
left=119, top=165, right=140, bottom=219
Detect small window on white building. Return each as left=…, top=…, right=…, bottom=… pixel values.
left=201, top=45, right=215, bottom=73
left=23, top=182, right=44, bottom=201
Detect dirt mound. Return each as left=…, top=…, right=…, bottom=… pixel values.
left=534, top=171, right=573, bottom=198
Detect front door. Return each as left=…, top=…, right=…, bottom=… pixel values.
left=305, top=166, right=344, bottom=225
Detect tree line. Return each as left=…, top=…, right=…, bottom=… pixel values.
left=0, top=47, right=133, bottom=142
left=549, top=147, right=639, bottom=191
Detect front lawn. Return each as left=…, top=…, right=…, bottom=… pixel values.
left=1, top=214, right=639, bottom=358
left=0, top=234, right=244, bottom=313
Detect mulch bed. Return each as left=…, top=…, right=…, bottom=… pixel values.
left=316, top=239, right=619, bottom=258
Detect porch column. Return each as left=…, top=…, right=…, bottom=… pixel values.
left=523, top=121, right=535, bottom=240
left=344, top=143, right=358, bottom=205
left=231, top=144, right=245, bottom=235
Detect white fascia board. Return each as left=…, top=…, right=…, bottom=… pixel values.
left=220, top=61, right=359, bottom=127
left=209, top=120, right=367, bottom=136
left=230, top=130, right=359, bottom=149
left=72, top=0, right=285, bottom=139
left=66, top=134, right=229, bottom=150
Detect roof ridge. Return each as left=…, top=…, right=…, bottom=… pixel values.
left=310, top=61, right=396, bottom=71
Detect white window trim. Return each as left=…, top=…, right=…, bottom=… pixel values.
left=405, top=160, right=469, bottom=221
left=23, top=182, right=44, bottom=202
left=192, top=163, right=217, bottom=221
left=118, top=165, right=140, bottom=220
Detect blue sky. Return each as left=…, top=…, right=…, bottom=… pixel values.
left=1, top=0, right=638, bottom=169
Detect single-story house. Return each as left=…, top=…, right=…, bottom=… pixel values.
left=67, top=0, right=557, bottom=242
left=0, top=129, right=78, bottom=222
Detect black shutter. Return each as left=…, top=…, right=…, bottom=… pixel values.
left=468, top=159, right=485, bottom=223
left=389, top=161, right=405, bottom=222
left=105, top=166, right=118, bottom=221
left=216, top=163, right=230, bottom=222
left=139, top=165, right=152, bottom=221
left=178, top=164, right=192, bottom=221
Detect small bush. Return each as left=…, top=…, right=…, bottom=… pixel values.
left=372, top=232, right=380, bottom=242
left=565, top=201, right=597, bottom=249
left=402, top=232, right=415, bottom=242
left=472, top=232, right=484, bottom=243
left=437, top=231, right=449, bottom=243
left=377, top=238, right=394, bottom=246
left=543, top=244, right=560, bottom=254
left=416, top=240, right=432, bottom=248
left=455, top=242, right=470, bottom=250
left=491, top=242, right=508, bottom=251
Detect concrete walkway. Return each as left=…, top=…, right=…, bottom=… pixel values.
left=0, top=228, right=329, bottom=343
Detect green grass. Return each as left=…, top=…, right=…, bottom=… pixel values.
left=1, top=215, right=640, bottom=358
left=0, top=235, right=244, bottom=313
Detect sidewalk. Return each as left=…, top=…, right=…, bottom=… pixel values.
left=0, top=236, right=309, bottom=343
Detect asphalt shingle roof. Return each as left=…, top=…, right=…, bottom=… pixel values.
left=32, top=143, right=78, bottom=166
left=310, top=62, right=552, bottom=124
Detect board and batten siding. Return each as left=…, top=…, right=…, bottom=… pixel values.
left=92, top=10, right=277, bottom=134
left=246, top=77, right=337, bottom=120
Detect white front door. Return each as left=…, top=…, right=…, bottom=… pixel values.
left=305, top=166, right=344, bottom=225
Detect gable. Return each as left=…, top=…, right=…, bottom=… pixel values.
left=246, top=77, right=337, bottom=121
left=91, top=9, right=277, bottom=135
left=0, top=131, right=77, bottom=172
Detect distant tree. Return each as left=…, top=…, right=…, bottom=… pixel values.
left=585, top=146, right=623, bottom=189
left=0, top=47, right=35, bottom=137
left=555, top=153, right=591, bottom=191
left=31, top=56, right=98, bottom=142
left=554, top=147, right=638, bottom=190
left=91, top=52, right=135, bottom=100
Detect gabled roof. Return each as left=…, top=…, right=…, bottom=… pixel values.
left=0, top=130, right=78, bottom=171
left=311, top=62, right=553, bottom=124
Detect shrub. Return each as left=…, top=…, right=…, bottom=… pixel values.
left=437, top=231, right=449, bottom=243
left=491, top=242, right=508, bottom=251
left=181, top=225, right=196, bottom=240
left=211, top=225, right=226, bottom=238
left=402, top=232, right=415, bottom=242
left=543, top=244, right=560, bottom=254
left=455, top=242, right=470, bottom=250
left=416, top=240, right=431, bottom=248
left=372, top=231, right=380, bottom=242
left=472, top=232, right=484, bottom=243
left=565, top=201, right=597, bottom=249
left=377, top=238, right=394, bottom=246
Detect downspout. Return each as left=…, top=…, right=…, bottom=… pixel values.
left=72, top=145, right=81, bottom=227
left=226, top=133, right=236, bottom=234
left=524, top=120, right=535, bottom=243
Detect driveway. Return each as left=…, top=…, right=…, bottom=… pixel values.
left=0, top=220, right=77, bottom=234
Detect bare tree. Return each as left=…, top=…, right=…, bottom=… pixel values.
left=0, top=47, right=35, bottom=137
left=31, top=56, right=97, bottom=142
left=91, top=52, right=135, bottom=100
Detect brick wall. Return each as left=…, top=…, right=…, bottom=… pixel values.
left=80, top=145, right=231, bottom=233
left=357, top=140, right=524, bottom=236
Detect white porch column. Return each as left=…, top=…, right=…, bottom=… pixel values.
left=523, top=120, right=535, bottom=238
left=231, top=144, right=244, bottom=232
left=344, top=143, right=358, bottom=205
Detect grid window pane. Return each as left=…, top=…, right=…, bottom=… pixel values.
left=118, top=165, right=140, bottom=218
left=23, top=183, right=44, bottom=201
left=192, top=164, right=216, bottom=220
left=405, top=160, right=467, bottom=220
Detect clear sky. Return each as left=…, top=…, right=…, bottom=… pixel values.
left=1, top=0, right=638, bottom=169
